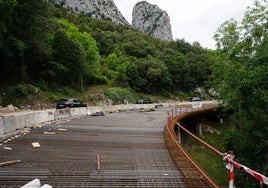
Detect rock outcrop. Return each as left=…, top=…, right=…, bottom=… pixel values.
left=53, top=0, right=129, bottom=25
left=53, top=0, right=173, bottom=41
left=132, top=1, right=173, bottom=41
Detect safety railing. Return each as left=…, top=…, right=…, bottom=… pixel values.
left=164, top=103, right=219, bottom=187
left=164, top=102, right=268, bottom=188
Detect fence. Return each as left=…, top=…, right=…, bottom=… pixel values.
left=164, top=102, right=268, bottom=188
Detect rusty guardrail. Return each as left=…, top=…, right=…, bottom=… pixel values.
left=164, top=102, right=220, bottom=187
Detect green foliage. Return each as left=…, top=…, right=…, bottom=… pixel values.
left=1, top=84, right=39, bottom=107
left=14, top=84, right=39, bottom=97
left=185, top=140, right=228, bottom=186
left=210, top=1, right=268, bottom=186
left=58, top=18, right=100, bottom=65
left=126, top=56, right=171, bottom=93
left=51, top=30, right=84, bottom=85
left=183, top=114, right=242, bottom=187
left=0, top=0, right=17, bottom=37
left=0, top=1, right=266, bottom=186
left=103, top=87, right=135, bottom=104
left=0, top=0, right=53, bottom=83
left=0, top=0, right=213, bottom=101
left=101, top=52, right=130, bottom=87
left=34, top=80, right=49, bottom=91
left=0, top=0, right=211, bottom=94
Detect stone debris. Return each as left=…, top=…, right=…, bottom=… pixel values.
left=58, top=128, right=67, bottom=131
left=21, top=178, right=52, bottom=188
left=32, top=142, right=41, bottom=148
left=3, top=146, right=12, bottom=150
left=43, top=131, right=56, bottom=135
left=89, top=111, right=105, bottom=116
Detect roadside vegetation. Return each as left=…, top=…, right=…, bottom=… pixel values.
left=183, top=1, right=268, bottom=186
left=182, top=115, right=233, bottom=187
left=0, top=0, right=267, bottom=187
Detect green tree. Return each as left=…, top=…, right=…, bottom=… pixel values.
left=0, top=0, right=17, bottom=47
left=101, top=52, right=130, bottom=87
left=126, top=57, right=147, bottom=92
left=56, top=19, right=102, bottom=87
left=212, top=1, right=268, bottom=186
left=0, top=0, right=53, bottom=83
left=51, top=30, right=86, bottom=87
left=127, top=56, right=170, bottom=93
left=164, top=51, right=191, bottom=91
left=118, top=30, right=157, bottom=58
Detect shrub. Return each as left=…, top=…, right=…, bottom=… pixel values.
left=103, top=87, right=135, bottom=105
left=14, top=84, right=39, bottom=97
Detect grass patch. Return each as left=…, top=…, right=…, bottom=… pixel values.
left=182, top=120, right=232, bottom=187
left=184, top=139, right=228, bottom=186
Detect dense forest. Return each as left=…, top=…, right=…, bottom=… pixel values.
left=0, top=0, right=210, bottom=95
left=0, top=0, right=267, bottom=187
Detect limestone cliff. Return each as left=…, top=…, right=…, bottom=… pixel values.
left=53, top=0, right=129, bottom=25
left=132, top=1, right=173, bottom=41
left=53, top=0, right=173, bottom=41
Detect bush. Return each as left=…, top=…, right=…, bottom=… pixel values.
left=15, top=84, right=39, bottom=97
left=34, top=80, right=49, bottom=91
left=103, top=87, right=135, bottom=105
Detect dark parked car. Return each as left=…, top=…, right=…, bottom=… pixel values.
left=136, top=99, right=152, bottom=104
left=56, top=98, right=87, bottom=109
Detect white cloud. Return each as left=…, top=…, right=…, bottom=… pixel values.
left=113, top=0, right=255, bottom=49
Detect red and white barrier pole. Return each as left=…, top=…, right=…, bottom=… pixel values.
left=229, top=163, right=235, bottom=188
left=223, top=151, right=235, bottom=188
left=223, top=152, right=268, bottom=186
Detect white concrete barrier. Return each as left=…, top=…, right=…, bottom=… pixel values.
left=1, top=109, right=55, bottom=136
left=0, top=107, right=90, bottom=138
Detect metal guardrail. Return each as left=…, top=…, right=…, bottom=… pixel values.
left=164, top=103, right=220, bottom=187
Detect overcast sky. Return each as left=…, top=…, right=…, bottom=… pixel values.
left=113, top=0, right=255, bottom=49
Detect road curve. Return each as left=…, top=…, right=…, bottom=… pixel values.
left=0, top=107, right=188, bottom=187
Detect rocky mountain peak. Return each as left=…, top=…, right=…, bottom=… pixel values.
left=132, top=1, right=173, bottom=41
left=53, top=0, right=129, bottom=25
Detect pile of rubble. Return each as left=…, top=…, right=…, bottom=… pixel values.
left=0, top=104, right=21, bottom=114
